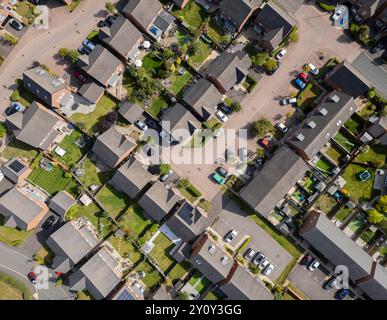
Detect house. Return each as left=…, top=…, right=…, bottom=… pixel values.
left=218, top=0, right=262, bottom=33
left=252, top=1, right=296, bottom=52
left=219, top=265, right=273, bottom=300
left=99, top=15, right=143, bottom=62
left=110, top=156, right=153, bottom=199
left=77, top=45, right=124, bottom=87
left=1, top=158, right=31, bottom=185
left=206, top=50, right=251, bottom=94
left=239, top=146, right=309, bottom=217
left=299, top=211, right=387, bottom=300
left=92, top=126, right=136, bottom=169
left=78, top=81, right=105, bottom=105
left=69, top=246, right=122, bottom=300
left=166, top=200, right=210, bottom=243
left=182, top=79, right=223, bottom=121
left=118, top=101, right=143, bottom=124
left=0, top=188, right=48, bottom=231
left=347, top=0, right=386, bottom=22
left=189, top=234, right=235, bottom=284
left=286, top=91, right=357, bottom=161
left=172, top=0, right=189, bottom=9
left=49, top=191, right=76, bottom=217
left=138, top=180, right=182, bottom=222
left=122, top=0, right=175, bottom=41
left=46, top=220, right=99, bottom=273
left=367, top=116, right=387, bottom=143
left=160, top=103, right=201, bottom=143
left=23, top=66, right=71, bottom=109
left=324, top=60, right=372, bottom=98
left=6, top=101, right=66, bottom=151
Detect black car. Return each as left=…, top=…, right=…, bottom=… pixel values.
left=216, top=167, right=228, bottom=178
left=42, top=215, right=56, bottom=230
left=9, top=19, right=23, bottom=31
left=145, top=118, right=159, bottom=130
left=323, top=276, right=337, bottom=290
left=370, top=40, right=385, bottom=54
left=105, top=15, right=117, bottom=27
left=218, top=103, right=233, bottom=115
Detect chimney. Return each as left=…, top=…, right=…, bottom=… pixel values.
left=296, top=133, right=305, bottom=141
left=319, top=107, right=328, bottom=116
left=329, top=94, right=340, bottom=103
left=306, top=120, right=317, bottom=129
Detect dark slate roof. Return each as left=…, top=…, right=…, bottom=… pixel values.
left=2, top=158, right=29, bottom=184
left=77, top=45, right=122, bottom=86
left=219, top=0, right=262, bottom=29
left=183, top=79, right=222, bottom=120
left=99, top=15, right=143, bottom=60
left=118, top=102, right=143, bottom=123
left=219, top=265, right=273, bottom=300
left=286, top=91, right=357, bottom=160
left=172, top=0, right=189, bottom=9
left=138, top=181, right=182, bottom=222
left=23, top=66, right=67, bottom=94
left=299, top=211, right=373, bottom=281
left=110, top=156, right=153, bottom=199
left=254, top=2, right=295, bottom=49
left=92, top=127, right=136, bottom=168
left=6, top=101, right=61, bottom=150
left=207, top=51, right=251, bottom=92
left=324, top=60, right=372, bottom=98
left=78, top=81, right=105, bottom=104
left=49, top=191, right=76, bottom=216
left=160, top=103, right=201, bottom=141
left=122, top=0, right=162, bottom=28
left=239, top=146, right=308, bottom=217
left=190, top=235, right=234, bottom=284
left=153, top=10, right=175, bottom=32
left=358, top=263, right=387, bottom=300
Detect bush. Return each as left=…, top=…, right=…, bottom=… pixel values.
left=251, top=118, right=274, bottom=138
left=237, top=237, right=251, bottom=254
left=159, top=163, right=171, bottom=175
left=264, top=59, right=278, bottom=72
left=251, top=52, right=270, bottom=67
left=230, top=101, right=242, bottom=112
left=249, top=262, right=260, bottom=275
left=316, top=1, right=336, bottom=12
left=367, top=209, right=384, bottom=224
left=178, top=178, right=190, bottom=189
left=0, top=122, right=6, bottom=138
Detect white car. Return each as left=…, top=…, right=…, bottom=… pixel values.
left=244, top=248, right=256, bottom=260
left=275, top=49, right=287, bottom=60
left=134, top=119, right=148, bottom=131
left=216, top=110, right=229, bottom=123
left=331, top=6, right=345, bottom=21
left=262, top=264, right=274, bottom=276
left=259, top=258, right=270, bottom=270
left=305, top=63, right=319, bottom=76
left=308, top=259, right=320, bottom=271
left=159, top=130, right=173, bottom=144
left=213, top=128, right=224, bottom=138
left=280, top=97, right=297, bottom=106
left=276, top=123, right=288, bottom=133
left=225, top=230, right=237, bottom=243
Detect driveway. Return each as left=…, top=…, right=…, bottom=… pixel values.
left=210, top=198, right=293, bottom=281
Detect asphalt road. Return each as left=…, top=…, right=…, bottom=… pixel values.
left=274, top=0, right=305, bottom=14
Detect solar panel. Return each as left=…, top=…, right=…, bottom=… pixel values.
left=117, top=289, right=135, bottom=300
left=178, top=202, right=195, bottom=225
left=9, top=160, right=25, bottom=173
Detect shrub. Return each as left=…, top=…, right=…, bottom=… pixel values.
left=237, top=237, right=251, bottom=254
left=251, top=118, right=274, bottom=138
left=316, top=1, right=336, bottom=12
left=249, top=262, right=260, bottom=275
left=264, top=58, right=278, bottom=72
left=367, top=209, right=384, bottom=224
left=251, top=52, right=270, bottom=67
left=0, top=122, right=6, bottom=138
left=159, top=164, right=171, bottom=175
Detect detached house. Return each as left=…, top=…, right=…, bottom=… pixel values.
left=49, top=191, right=76, bottom=217
left=206, top=50, right=251, bottom=94
left=6, top=101, right=66, bottom=151
left=1, top=158, right=31, bottom=185
left=92, top=126, right=136, bottom=169
left=23, top=67, right=71, bottom=109
left=77, top=45, right=124, bottom=87
left=122, top=0, right=175, bottom=41
left=252, top=2, right=296, bottom=52
left=78, top=81, right=105, bottom=105
left=218, top=0, right=262, bottom=33
left=99, top=15, right=143, bottom=62
left=347, top=0, right=386, bottom=22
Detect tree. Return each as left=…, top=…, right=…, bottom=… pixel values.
left=159, top=163, right=171, bottom=175
left=367, top=209, right=384, bottom=224
left=0, top=122, right=6, bottom=138
left=264, top=59, right=278, bottom=73
left=376, top=195, right=387, bottom=214
left=230, top=101, right=241, bottom=112
left=251, top=118, right=274, bottom=138
left=58, top=48, right=79, bottom=64
left=188, top=41, right=200, bottom=55
left=251, top=52, right=270, bottom=67
left=290, top=31, right=299, bottom=43
left=58, top=48, right=69, bottom=59
left=105, top=2, right=117, bottom=15
left=99, top=111, right=118, bottom=132
left=256, top=147, right=265, bottom=158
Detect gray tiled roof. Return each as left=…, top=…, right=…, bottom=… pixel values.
left=23, top=66, right=67, bottom=95
left=118, top=102, right=143, bottom=123
left=122, top=0, right=162, bottom=29
left=358, top=263, right=387, bottom=300
left=219, top=0, right=262, bottom=29
left=78, top=81, right=105, bottom=104
left=49, top=191, right=76, bottom=216
left=239, top=146, right=308, bottom=217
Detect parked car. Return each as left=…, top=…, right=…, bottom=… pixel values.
left=253, top=252, right=265, bottom=265
left=295, top=78, right=306, bottom=90
left=73, top=70, right=87, bottom=83
left=370, top=40, right=385, bottom=54
left=280, top=97, right=297, bottom=106
left=216, top=167, right=228, bottom=178
left=244, top=248, right=256, bottom=260
left=42, top=215, right=56, bottom=230
left=212, top=172, right=226, bottom=185
left=77, top=45, right=88, bottom=55
left=263, top=264, right=274, bottom=276
left=213, top=128, right=224, bottom=138
left=160, top=169, right=173, bottom=182
left=225, top=148, right=234, bottom=162
left=9, top=18, right=23, bottom=31
left=82, top=39, right=96, bottom=53
left=159, top=131, right=173, bottom=144
left=134, top=119, right=148, bottom=131
left=335, top=288, right=350, bottom=300
left=308, top=259, right=320, bottom=271
left=216, top=110, right=229, bottom=123
left=238, top=148, right=248, bottom=161
left=301, top=254, right=314, bottom=266
left=275, top=49, right=287, bottom=60
left=97, top=20, right=107, bottom=28
left=305, top=63, right=319, bottom=75
left=331, top=6, right=345, bottom=21
left=105, top=15, right=117, bottom=27
left=5, top=102, right=24, bottom=116
left=259, top=258, right=270, bottom=270
left=275, top=123, right=288, bottom=133
left=224, top=230, right=237, bottom=243
left=218, top=103, right=233, bottom=115
left=323, top=276, right=337, bottom=290
left=298, top=72, right=309, bottom=82
left=27, top=272, right=38, bottom=285
left=145, top=118, right=159, bottom=130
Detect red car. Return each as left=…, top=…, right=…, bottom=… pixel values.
left=260, top=138, right=271, bottom=150
left=27, top=272, right=38, bottom=284
left=298, top=72, right=308, bottom=82
left=73, top=71, right=87, bottom=83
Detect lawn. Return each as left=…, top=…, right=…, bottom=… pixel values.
left=77, top=156, right=113, bottom=188
left=75, top=290, right=93, bottom=300
left=11, top=82, right=35, bottom=107
left=0, top=272, right=32, bottom=300
left=172, top=0, right=209, bottom=33
left=96, top=184, right=132, bottom=220
left=187, top=39, right=212, bottom=69
left=118, top=204, right=152, bottom=239
left=14, top=1, right=37, bottom=25
left=335, top=206, right=353, bottom=222
left=188, top=270, right=212, bottom=294
left=206, top=19, right=231, bottom=45
left=0, top=216, right=31, bottom=247
left=168, top=261, right=191, bottom=283
left=177, top=179, right=202, bottom=203
left=27, top=164, right=79, bottom=197
left=109, top=235, right=142, bottom=264
left=71, top=95, right=119, bottom=135
left=168, top=69, right=193, bottom=96
left=355, top=145, right=386, bottom=167
left=51, top=130, right=90, bottom=167
left=360, top=228, right=376, bottom=244
left=203, top=290, right=221, bottom=300
left=332, top=131, right=358, bottom=153
left=297, top=82, right=323, bottom=111
left=301, top=175, right=315, bottom=193
left=342, top=164, right=376, bottom=202
left=314, top=194, right=337, bottom=214
left=344, top=117, right=365, bottom=135
left=142, top=52, right=164, bottom=75
left=150, top=233, right=176, bottom=273
left=2, top=139, right=39, bottom=164
left=325, top=146, right=345, bottom=163
left=148, top=95, right=169, bottom=119
left=347, top=215, right=365, bottom=233
left=316, top=157, right=333, bottom=174
left=134, top=260, right=163, bottom=290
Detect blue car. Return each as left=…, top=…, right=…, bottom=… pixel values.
left=335, top=289, right=350, bottom=300
left=295, top=78, right=306, bottom=90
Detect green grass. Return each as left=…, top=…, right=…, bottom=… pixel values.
left=168, top=261, right=191, bottom=283
left=77, top=156, right=113, bottom=188
left=87, top=29, right=99, bottom=41
left=355, top=145, right=386, bottom=167
left=134, top=260, right=163, bottom=290
left=344, top=117, right=364, bottom=135
left=379, top=245, right=387, bottom=257
left=51, top=130, right=90, bottom=167
left=142, top=53, right=164, bottom=75
left=148, top=95, right=169, bottom=119
left=206, top=19, right=231, bottom=45
left=15, top=1, right=37, bottom=25
left=177, top=179, right=202, bottom=203
left=342, top=164, right=376, bottom=202
left=11, top=83, right=35, bottom=107
left=68, top=0, right=82, bottom=12
left=150, top=233, right=176, bottom=273
left=168, top=69, right=193, bottom=96
left=297, top=82, right=323, bottom=111
left=187, top=271, right=212, bottom=294
left=347, top=215, right=365, bottom=233
left=71, top=95, right=119, bottom=135
left=314, top=194, right=337, bottom=213
left=333, top=131, right=358, bottom=153
left=316, top=158, right=333, bottom=173
left=0, top=271, right=32, bottom=300
left=96, top=184, right=131, bottom=219
left=2, top=138, right=39, bottom=164
left=172, top=0, right=209, bottom=33
left=360, top=228, right=376, bottom=244
left=204, top=290, right=221, bottom=300
left=109, top=236, right=142, bottom=264
left=76, top=290, right=93, bottom=300
left=118, top=204, right=152, bottom=239
left=325, top=146, right=345, bottom=163
left=188, top=39, right=212, bottom=68
left=357, top=104, right=376, bottom=119
left=0, top=216, right=31, bottom=247
left=335, top=207, right=353, bottom=222
left=27, top=164, right=79, bottom=196
left=301, top=176, right=315, bottom=193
